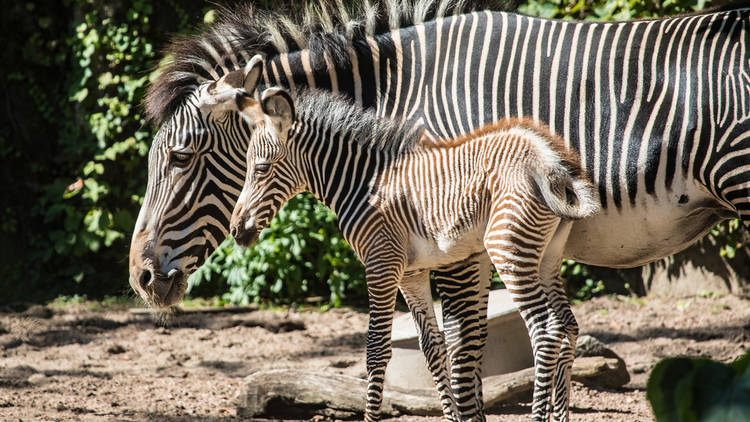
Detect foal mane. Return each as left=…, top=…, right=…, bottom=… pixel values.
left=293, top=88, right=424, bottom=155
left=145, top=0, right=514, bottom=125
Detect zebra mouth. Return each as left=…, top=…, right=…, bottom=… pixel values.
left=160, top=276, right=187, bottom=308
left=138, top=269, right=187, bottom=309
left=232, top=226, right=259, bottom=247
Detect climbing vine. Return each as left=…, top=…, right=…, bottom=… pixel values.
left=0, top=0, right=207, bottom=302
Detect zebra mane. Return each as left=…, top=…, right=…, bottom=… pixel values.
left=292, top=88, right=423, bottom=155
left=144, top=0, right=515, bottom=125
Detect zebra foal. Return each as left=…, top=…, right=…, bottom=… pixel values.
left=229, top=81, right=600, bottom=421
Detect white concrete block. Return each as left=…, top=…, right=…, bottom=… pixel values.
left=385, top=289, right=533, bottom=390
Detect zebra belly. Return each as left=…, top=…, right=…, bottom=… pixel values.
left=405, top=227, right=486, bottom=272
left=563, top=184, right=734, bottom=268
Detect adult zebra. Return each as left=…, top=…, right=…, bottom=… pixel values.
left=129, top=1, right=750, bottom=421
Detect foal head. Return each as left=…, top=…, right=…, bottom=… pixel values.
left=230, top=87, right=302, bottom=246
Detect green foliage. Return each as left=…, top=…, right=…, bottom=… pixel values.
left=712, top=219, right=747, bottom=260
left=561, top=259, right=606, bottom=302
left=520, top=0, right=710, bottom=20
left=188, top=194, right=367, bottom=306
left=0, top=0, right=207, bottom=303
left=647, top=351, right=750, bottom=422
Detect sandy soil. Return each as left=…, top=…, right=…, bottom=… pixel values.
left=0, top=294, right=747, bottom=421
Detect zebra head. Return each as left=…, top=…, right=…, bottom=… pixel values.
left=230, top=87, right=301, bottom=247
left=129, top=56, right=265, bottom=308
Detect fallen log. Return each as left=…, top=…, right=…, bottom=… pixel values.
left=129, top=305, right=258, bottom=315
left=238, top=356, right=623, bottom=418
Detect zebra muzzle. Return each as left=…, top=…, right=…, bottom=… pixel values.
left=231, top=225, right=258, bottom=247
left=135, top=267, right=183, bottom=307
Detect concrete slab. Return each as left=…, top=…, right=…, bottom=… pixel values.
left=385, top=289, right=533, bottom=390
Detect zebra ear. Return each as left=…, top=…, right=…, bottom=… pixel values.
left=260, top=87, right=295, bottom=138
left=243, top=54, right=264, bottom=94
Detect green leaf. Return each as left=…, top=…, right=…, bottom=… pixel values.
left=648, top=352, right=750, bottom=422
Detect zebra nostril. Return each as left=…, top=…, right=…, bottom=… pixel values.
left=230, top=226, right=238, bottom=238
left=138, top=269, right=152, bottom=289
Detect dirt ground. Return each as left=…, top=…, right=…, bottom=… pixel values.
left=1, top=293, right=748, bottom=421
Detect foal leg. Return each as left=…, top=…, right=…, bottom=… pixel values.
left=363, top=256, right=402, bottom=421
left=484, top=200, right=563, bottom=422
left=434, top=256, right=490, bottom=421
left=400, top=270, right=460, bottom=421
left=539, top=222, right=578, bottom=422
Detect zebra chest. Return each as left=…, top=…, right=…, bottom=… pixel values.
left=404, top=226, right=486, bottom=271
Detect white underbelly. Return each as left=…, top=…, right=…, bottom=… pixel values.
left=564, top=182, right=734, bottom=267
left=405, top=226, right=486, bottom=271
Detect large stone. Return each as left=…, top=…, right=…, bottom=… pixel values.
left=385, top=289, right=533, bottom=390
left=575, top=334, right=630, bottom=387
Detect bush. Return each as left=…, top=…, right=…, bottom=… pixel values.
left=647, top=350, right=750, bottom=422
left=0, top=0, right=208, bottom=303
left=520, top=0, right=710, bottom=20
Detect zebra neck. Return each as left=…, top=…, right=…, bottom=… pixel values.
left=294, top=124, right=386, bottom=227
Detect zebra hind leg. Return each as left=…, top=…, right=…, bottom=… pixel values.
left=483, top=202, right=564, bottom=422
left=434, top=257, right=490, bottom=421
left=400, top=270, right=461, bottom=421
left=539, top=221, right=578, bottom=422
left=548, top=280, right=578, bottom=422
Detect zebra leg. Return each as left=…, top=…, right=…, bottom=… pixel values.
left=539, top=221, right=578, bottom=422
left=364, top=263, right=401, bottom=422
left=547, top=279, right=577, bottom=422
left=484, top=205, right=563, bottom=422
left=400, top=270, right=461, bottom=421
left=434, top=256, right=490, bottom=421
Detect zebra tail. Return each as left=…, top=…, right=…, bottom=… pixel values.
left=531, top=165, right=600, bottom=221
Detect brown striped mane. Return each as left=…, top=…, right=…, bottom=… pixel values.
left=420, top=117, right=584, bottom=177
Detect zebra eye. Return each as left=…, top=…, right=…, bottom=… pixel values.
left=254, top=162, right=271, bottom=175
left=169, top=150, right=193, bottom=167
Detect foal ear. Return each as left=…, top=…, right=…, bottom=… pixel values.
left=243, top=54, right=264, bottom=94
left=260, top=87, right=295, bottom=137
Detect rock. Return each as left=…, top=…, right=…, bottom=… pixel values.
left=23, top=305, right=53, bottom=319
left=640, top=240, right=750, bottom=298
left=574, top=335, right=630, bottom=387
left=27, top=373, right=47, bottom=385
left=106, top=344, right=126, bottom=354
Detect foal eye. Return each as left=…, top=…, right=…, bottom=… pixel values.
left=169, top=150, right=193, bottom=167
left=254, top=162, right=271, bottom=174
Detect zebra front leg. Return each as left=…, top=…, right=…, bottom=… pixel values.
left=363, top=262, right=401, bottom=422
left=434, top=257, right=490, bottom=421
left=539, top=221, right=578, bottom=422
left=400, top=270, right=461, bottom=422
